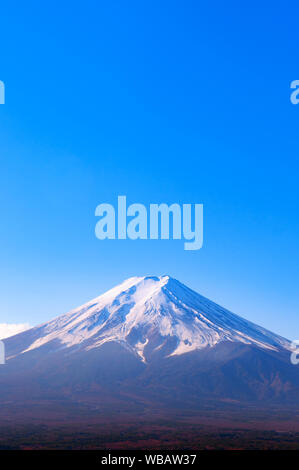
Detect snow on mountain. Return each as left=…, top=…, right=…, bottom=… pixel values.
left=21, top=275, right=290, bottom=362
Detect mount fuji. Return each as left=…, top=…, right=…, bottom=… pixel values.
left=1, top=276, right=298, bottom=409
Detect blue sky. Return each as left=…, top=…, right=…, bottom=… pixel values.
left=0, top=0, right=298, bottom=339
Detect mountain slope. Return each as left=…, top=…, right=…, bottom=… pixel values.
left=6, top=275, right=291, bottom=362
left=1, top=275, right=298, bottom=408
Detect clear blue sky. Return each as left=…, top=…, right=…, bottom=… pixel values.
left=0, top=1, right=298, bottom=339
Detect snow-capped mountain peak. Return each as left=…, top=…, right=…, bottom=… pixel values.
left=20, top=275, right=290, bottom=362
